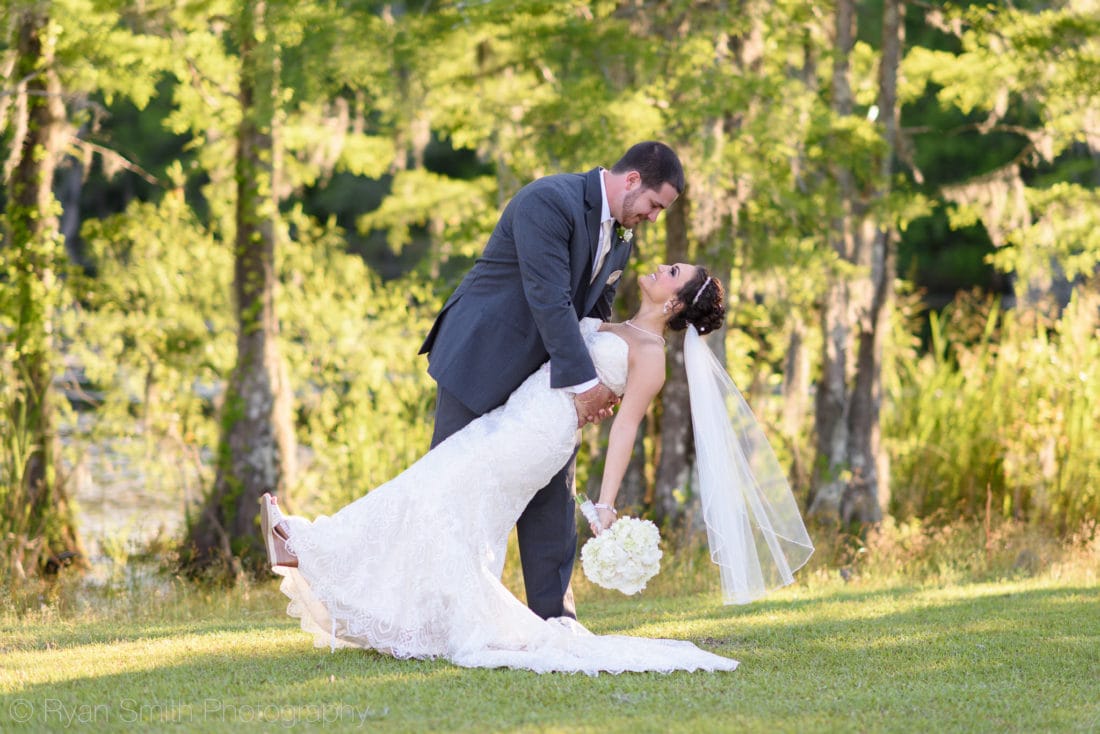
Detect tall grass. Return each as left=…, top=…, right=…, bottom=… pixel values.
left=0, top=358, right=81, bottom=582
left=884, top=285, right=1100, bottom=529
left=0, top=359, right=39, bottom=580
left=5, top=509, right=1097, bottom=624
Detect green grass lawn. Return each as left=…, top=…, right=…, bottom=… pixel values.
left=2, top=572, right=1098, bottom=733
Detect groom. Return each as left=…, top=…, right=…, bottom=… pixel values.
left=420, top=141, right=684, bottom=619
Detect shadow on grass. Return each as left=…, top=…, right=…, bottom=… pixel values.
left=0, top=617, right=278, bottom=654
left=3, top=583, right=1098, bottom=731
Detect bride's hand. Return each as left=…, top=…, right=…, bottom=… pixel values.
left=574, top=383, right=618, bottom=427
left=590, top=506, right=616, bottom=536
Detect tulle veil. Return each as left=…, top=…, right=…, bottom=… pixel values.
left=683, top=326, right=815, bottom=604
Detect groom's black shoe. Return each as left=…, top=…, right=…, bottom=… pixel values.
left=260, top=493, right=298, bottom=568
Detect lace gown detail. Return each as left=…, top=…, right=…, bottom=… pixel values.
left=275, top=318, right=738, bottom=674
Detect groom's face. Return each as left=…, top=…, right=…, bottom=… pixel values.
left=618, top=174, right=679, bottom=229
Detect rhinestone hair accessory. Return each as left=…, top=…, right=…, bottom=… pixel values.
left=691, top=276, right=713, bottom=306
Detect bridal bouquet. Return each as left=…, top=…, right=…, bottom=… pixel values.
left=579, top=517, right=662, bottom=595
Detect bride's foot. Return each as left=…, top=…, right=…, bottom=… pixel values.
left=260, top=493, right=298, bottom=568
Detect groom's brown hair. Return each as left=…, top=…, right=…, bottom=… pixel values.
left=611, top=142, right=685, bottom=195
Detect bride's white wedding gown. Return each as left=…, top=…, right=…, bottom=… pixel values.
left=274, top=318, right=738, bottom=674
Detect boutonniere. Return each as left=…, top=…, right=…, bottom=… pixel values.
left=616, top=225, right=633, bottom=243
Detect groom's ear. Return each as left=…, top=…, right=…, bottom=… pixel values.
left=624, top=170, right=642, bottom=190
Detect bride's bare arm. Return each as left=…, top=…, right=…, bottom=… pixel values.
left=591, top=342, right=666, bottom=532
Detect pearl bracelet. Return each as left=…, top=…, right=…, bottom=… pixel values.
left=593, top=503, right=616, bottom=515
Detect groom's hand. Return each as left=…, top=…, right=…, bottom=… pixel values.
left=574, top=383, right=619, bottom=427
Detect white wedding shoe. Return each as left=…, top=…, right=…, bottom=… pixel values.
left=260, top=493, right=298, bottom=568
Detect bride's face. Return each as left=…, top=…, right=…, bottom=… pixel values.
left=639, top=263, right=699, bottom=305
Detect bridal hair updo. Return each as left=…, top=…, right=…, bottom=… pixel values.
left=670, top=268, right=725, bottom=335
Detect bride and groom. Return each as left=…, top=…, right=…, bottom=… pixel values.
left=260, top=142, right=813, bottom=674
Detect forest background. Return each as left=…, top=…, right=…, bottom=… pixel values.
left=1, top=0, right=1097, bottom=585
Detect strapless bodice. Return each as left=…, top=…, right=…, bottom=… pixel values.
left=579, top=317, right=629, bottom=396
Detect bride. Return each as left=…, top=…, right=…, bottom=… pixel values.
left=261, top=264, right=813, bottom=674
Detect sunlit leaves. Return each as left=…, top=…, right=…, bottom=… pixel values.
left=993, top=183, right=1100, bottom=282
left=61, top=195, right=234, bottom=490
left=275, top=209, right=440, bottom=509
left=282, top=103, right=396, bottom=187
left=358, top=169, right=496, bottom=258
left=899, top=2, right=1099, bottom=300
left=38, top=0, right=173, bottom=109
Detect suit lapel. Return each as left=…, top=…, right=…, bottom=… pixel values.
left=582, top=232, right=632, bottom=317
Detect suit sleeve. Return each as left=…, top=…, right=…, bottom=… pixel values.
left=511, top=186, right=598, bottom=389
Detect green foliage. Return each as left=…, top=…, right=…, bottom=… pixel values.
left=61, top=194, right=234, bottom=502
left=282, top=102, right=396, bottom=186
left=821, top=514, right=1100, bottom=587
left=357, top=169, right=497, bottom=259
left=63, top=194, right=442, bottom=519
left=270, top=2, right=400, bottom=191
left=884, top=286, right=1100, bottom=529
left=2, top=0, right=1095, bottom=563
left=902, top=3, right=1100, bottom=290
left=0, top=3, right=90, bottom=578
left=49, top=0, right=173, bottom=109
left=991, top=182, right=1100, bottom=282
left=0, top=354, right=51, bottom=580
left=277, top=209, right=441, bottom=511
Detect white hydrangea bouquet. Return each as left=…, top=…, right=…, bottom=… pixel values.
left=575, top=497, right=662, bottom=595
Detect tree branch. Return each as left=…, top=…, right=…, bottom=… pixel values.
left=69, top=138, right=159, bottom=185
left=0, top=70, right=43, bottom=98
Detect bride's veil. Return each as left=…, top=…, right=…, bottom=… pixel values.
left=683, top=326, right=815, bottom=604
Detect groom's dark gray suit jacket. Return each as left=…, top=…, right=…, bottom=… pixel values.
left=420, top=167, right=632, bottom=416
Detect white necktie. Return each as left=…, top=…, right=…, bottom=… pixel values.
left=591, top=220, right=613, bottom=283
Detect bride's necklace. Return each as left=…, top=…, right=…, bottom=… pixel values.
left=623, top=320, right=666, bottom=345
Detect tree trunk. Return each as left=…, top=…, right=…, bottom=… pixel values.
left=184, top=0, right=296, bottom=576
left=653, top=192, right=693, bottom=527
left=782, top=315, right=810, bottom=491
left=784, top=26, right=819, bottom=500
left=809, top=0, right=857, bottom=518
left=654, top=0, right=761, bottom=530
left=1, top=6, right=85, bottom=578
left=810, top=0, right=902, bottom=525
left=842, top=0, right=902, bottom=524
left=58, top=151, right=86, bottom=267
